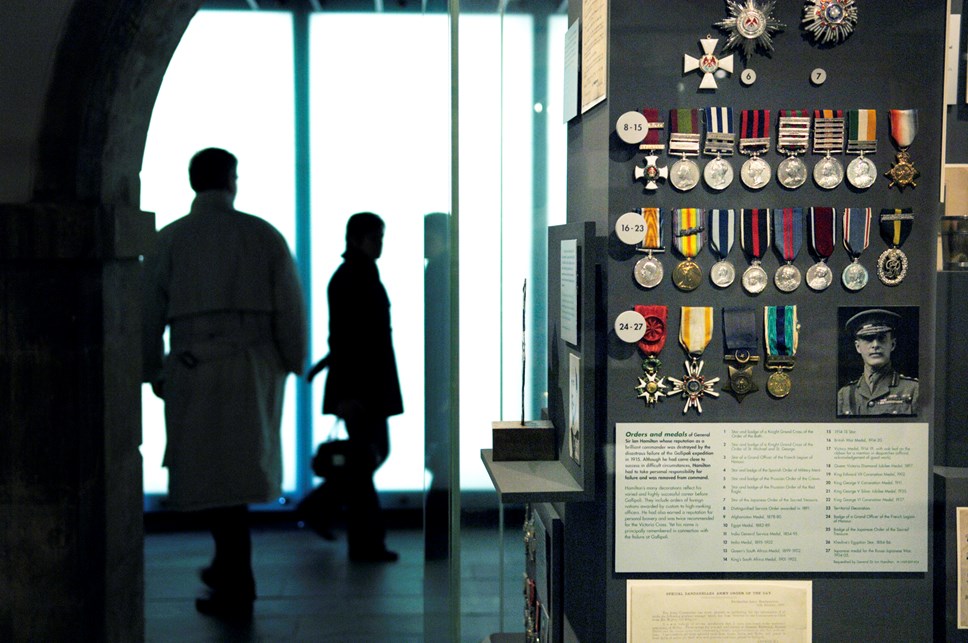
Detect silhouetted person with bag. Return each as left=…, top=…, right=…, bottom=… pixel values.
left=312, top=212, right=402, bottom=562
left=142, top=148, right=308, bottom=619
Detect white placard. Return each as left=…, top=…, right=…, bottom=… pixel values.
left=560, top=239, right=579, bottom=346
left=580, top=0, right=607, bottom=113
left=627, top=580, right=812, bottom=643
left=616, top=422, right=928, bottom=573
left=615, top=210, right=646, bottom=245
left=563, top=20, right=580, bottom=123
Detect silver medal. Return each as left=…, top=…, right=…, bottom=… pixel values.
left=841, top=260, right=869, bottom=291
left=877, top=247, right=908, bottom=286
left=805, top=261, right=833, bottom=291
left=773, top=263, right=801, bottom=292
left=669, top=158, right=700, bottom=191
left=634, top=254, right=664, bottom=288
left=740, top=156, right=771, bottom=189
left=813, top=155, right=844, bottom=189
left=846, top=155, right=877, bottom=189
left=703, top=156, right=734, bottom=190
left=776, top=156, right=808, bottom=189
left=710, top=260, right=736, bottom=288
left=741, top=263, right=768, bottom=294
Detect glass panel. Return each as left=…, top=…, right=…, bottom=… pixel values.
left=140, top=10, right=297, bottom=496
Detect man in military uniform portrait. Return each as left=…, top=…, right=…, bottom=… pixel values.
left=836, top=307, right=919, bottom=416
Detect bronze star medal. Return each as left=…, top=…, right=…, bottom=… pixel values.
left=886, top=150, right=919, bottom=189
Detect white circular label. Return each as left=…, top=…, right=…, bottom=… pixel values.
left=741, top=69, right=757, bottom=86
left=615, top=211, right=646, bottom=245
left=616, top=111, right=649, bottom=144
left=811, top=68, right=827, bottom=85
left=614, top=310, right=647, bottom=343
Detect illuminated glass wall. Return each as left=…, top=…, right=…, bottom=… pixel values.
left=141, top=9, right=566, bottom=500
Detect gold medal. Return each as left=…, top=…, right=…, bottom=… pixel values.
left=885, top=150, right=919, bottom=189
left=766, top=370, right=792, bottom=398
left=673, top=258, right=702, bottom=291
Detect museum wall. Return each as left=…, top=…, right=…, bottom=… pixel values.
left=559, top=1, right=946, bottom=640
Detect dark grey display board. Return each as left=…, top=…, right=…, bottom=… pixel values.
left=559, top=1, right=946, bottom=640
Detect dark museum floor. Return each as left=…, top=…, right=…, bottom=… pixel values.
left=145, top=517, right=522, bottom=642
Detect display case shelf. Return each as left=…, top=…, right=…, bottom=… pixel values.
left=481, top=449, right=585, bottom=503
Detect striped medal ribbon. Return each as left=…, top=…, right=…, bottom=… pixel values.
left=764, top=305, right=799, bottom=398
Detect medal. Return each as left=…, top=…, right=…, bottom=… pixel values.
left=703, top=107, right=735, bottom=190
left=842, top=207, right=872, bottom=291
left=802, top=0, right=858, bottom=44
left=722, top=307, right=760, bottom=402
left=671, top=208, right=705, bottom=291
left=772, top=207, right=804, bottom=293
left=739, top=109, right=772, bottom=189
left=764, top=305, right=799, bottom=398
left=806, top=207, right=836, bottom=291
left=877, top=208, right=914, bottom=286
left=776, top=109, right=810, bottom=189
left=708, top=209, right=737, bottom=288
left=683, top=36, right=734, bottom=90
left=667, top=306, right=720, bottom=414
left=633, top=305, right=669, bottom=406
left=669, top=109, right=702, bottom=191
left=715, top=0, right=786, bottom=60
left=632, top=109, right=668, bottom=190
left=633, top=208, right=666, bottom=289
left=740, top=208, right=772, bottom=294
left=846, top=109, right=877, bottom=189
left=886, top=109, right=920, bottom=189
left=812, top=109, right=845, bottom=189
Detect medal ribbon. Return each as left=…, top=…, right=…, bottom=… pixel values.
left=813, top=109, right=845, bottom=154
left=670, top=108, right=700, bottom=134
left=673, top=208, right=705, bottom=259
left=723, top=307, right=757, bottom=353
left=705, top=107, right=734, bottom=134
left=640, top=108, right=663, bottom=149
left=777, top=109, right=810, bottom=153
left=740, top=109, right=770, bottom=152
left=708, top=209, right=735, bottom=260
left=704, top=107, right=735, bottom=156
left=680, top=306, right=713, bottom=357
left=640, top=207, right=664, bottom=250
left=889, top=109, right=918, bottom=148
left=879, top=208, right=914, bottom=248
left=772, top=207, right=804, bottom=263
left=842, top=207, right=872, bottom=258
left=808, top=207, right=836, bottom=259
left=633, top=305, right=667, bottom=356
left=847, top=109, right=877, bottom=148
left=764, top=305, right=798, bottom=357
left=740, top=208, right=772, bottom=261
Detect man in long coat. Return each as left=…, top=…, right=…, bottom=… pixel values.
left=322, top=211, right=403, bottom=562
left=142, top=148, right=307, bottom=618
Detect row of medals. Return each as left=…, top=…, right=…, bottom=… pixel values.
left=635, top=248, right=899, bottom=294
left=665, top=151, right=874, bottom=192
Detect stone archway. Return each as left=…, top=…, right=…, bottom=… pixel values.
left=1, top=2, right=201, bottom=640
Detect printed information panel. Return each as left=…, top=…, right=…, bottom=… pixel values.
left=616, top=422, right=928, bottom=573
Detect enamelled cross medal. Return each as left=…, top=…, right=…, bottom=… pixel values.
left=634, top=305, right=669, bottom=405
left=667, top=307, right=720, bottom=414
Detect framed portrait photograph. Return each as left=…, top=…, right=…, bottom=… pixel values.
left=836, top=306, right=919, bottom=417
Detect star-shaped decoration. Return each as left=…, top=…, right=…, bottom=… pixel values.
left=885, top=150, right=919, bottom=190
left=635, top=369, right=668, bottom=405
left=722, top=364, right=758, bottom=402
left=715, top=0, right=785, bottom=60
left=802, top=0, right=857, bottom=45
left=683, top=36, right=734, bottom=90
left=634, top=154, right=668, bottom=190
left=667, top=358, right=720, bottom=414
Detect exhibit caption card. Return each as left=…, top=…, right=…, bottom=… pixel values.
left=616, top=423, right=928, bottom=573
